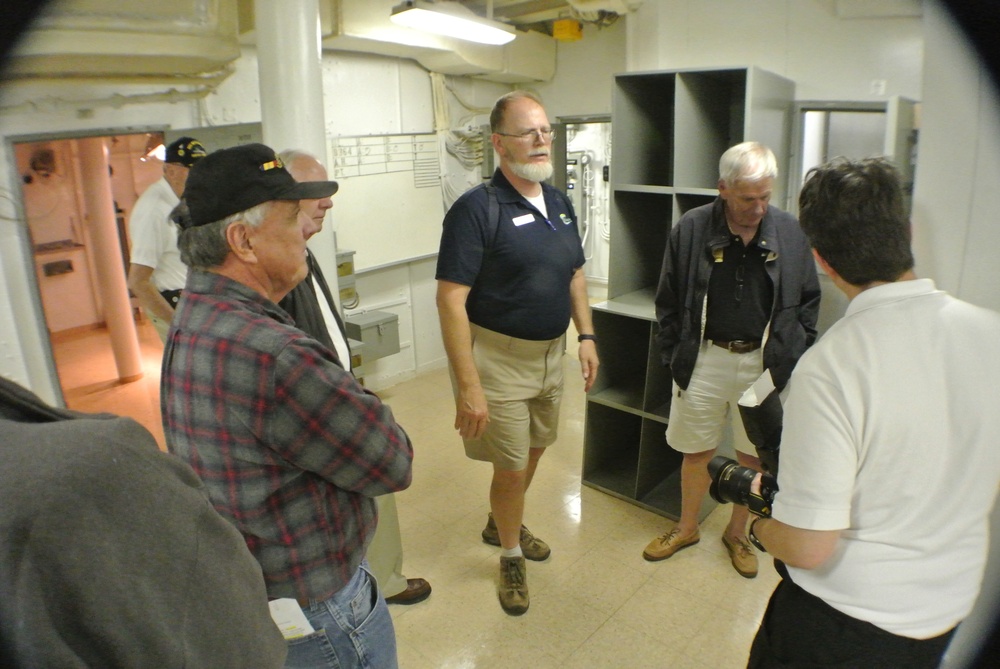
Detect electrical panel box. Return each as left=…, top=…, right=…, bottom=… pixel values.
left=345, top=311, right=400, bottom=362
left=336, top=249, right=355, bottom=277
left=336, top=249, right=358, bottom=307
left=339, top=273, right=357, bottom=306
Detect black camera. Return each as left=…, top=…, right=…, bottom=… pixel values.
left=708, top=456, right=778, bottom=517
left=707, top=382, right=783, bottom=517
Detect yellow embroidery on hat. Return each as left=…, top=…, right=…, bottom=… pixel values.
left=260, top=157, right=285, bottom=171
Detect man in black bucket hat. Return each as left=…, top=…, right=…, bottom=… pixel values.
left=162, top=143, right=413, bottom=669
left=127, top=135, right=207, bottom=342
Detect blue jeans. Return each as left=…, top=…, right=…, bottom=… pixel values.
left=284, top=562, right=398, bottom=669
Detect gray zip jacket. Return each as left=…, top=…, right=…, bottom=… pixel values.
left=655, top=198, right=820, bottom=391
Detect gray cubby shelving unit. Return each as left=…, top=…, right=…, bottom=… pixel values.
left=582, top=66, right=794, bottom=520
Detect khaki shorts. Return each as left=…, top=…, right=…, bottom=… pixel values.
left=666, top=341, right=763, bottom=456
left=452, top=324, right=564, bottom=471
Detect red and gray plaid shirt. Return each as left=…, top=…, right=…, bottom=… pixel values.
left=162, top=270, right=413, bottom=604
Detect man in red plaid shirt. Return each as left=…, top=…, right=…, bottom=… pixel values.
left=161, top=143, right=412, bottom=669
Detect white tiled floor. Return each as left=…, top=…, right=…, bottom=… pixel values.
left=54, top=321, right=779, bottom=669
left=376, top=338, right=779, bottom=669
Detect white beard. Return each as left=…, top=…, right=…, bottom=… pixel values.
left=510, top=158, right=553, bottom=183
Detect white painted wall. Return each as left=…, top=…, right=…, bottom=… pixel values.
left=912, top=2, right=1000, bottom=312
left=536, top=19, right=627, bottom=119
left=628, top=0, right=923, bottom=102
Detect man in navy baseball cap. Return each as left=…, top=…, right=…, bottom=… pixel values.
left=127, top=135, right=208, bottom=342
left=164, top=136, right=207, bottom=168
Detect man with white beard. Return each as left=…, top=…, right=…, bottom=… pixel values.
left=436, top=91, right=600, bottom=615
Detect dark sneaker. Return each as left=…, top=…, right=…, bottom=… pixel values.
left=498, top=556, right=529, bottom=615
left=642, top=527, right=700, bottom=562
left=482, top=512, right=551, bottom=561
left=722, top=534, right=758, bottom=578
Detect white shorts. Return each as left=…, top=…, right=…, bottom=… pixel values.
left=665, top=341, right=763, bottom=456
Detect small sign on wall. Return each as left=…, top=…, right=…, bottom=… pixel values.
left=42, top=259, right=73, bottom=277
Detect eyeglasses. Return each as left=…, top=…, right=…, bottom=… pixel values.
left=496, top=127, right=555, bottom=142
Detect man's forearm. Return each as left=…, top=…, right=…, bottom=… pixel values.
left=750, top=516, right=841, bottom=570
left=133, top=282, right=174, bottom=321
left=128, top=265, right=175, bottom=321
left=569, top=268, right=594, bottom=335
left=437, top=296, right=479, bottom=392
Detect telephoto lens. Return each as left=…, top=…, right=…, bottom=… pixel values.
left=707, top=455, right=778, bottom=517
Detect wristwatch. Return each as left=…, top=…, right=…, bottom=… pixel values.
left=578, top=334, right=597, bottom=343
left=748, top=516, right=767, bottom=553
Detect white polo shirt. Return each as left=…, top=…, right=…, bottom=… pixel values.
left=775, top=278, right=1000, bottom=638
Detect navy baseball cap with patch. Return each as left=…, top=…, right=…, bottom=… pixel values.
left=181, top=143, right=339, bottom=228
left=164, top=136, right=207, bottom=167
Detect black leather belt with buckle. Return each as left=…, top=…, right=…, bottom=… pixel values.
left=711, top=339, right=762, bottom=354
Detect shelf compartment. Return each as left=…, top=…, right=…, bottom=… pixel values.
left=608, top=190, right=672, bottom=299
left=599, top=288, right=656, bottom=320
left=612, top=72, right=675, bottom=187
left=582, top=403, right=641, bottom=499
left=636, top=417, right=678, bottom=492
left=673, top=69, right=748, bottom=190
left=636, top=470, right=717, bottom=522
left=589, top=387, right=645, bottom=414
left=613, top=184, right=674, bottom=195
left=675, top=192, right=718, bottom=216
left=590, top=308, right=652, bottom=413
left=636, top=416, right=715, bottom=521
left=643, top=327, right=673, bottom=417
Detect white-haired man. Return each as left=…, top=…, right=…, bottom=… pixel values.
left=642, top=141, right=820, bottom=579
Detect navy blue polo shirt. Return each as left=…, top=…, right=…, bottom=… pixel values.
left=436, top=169, right=585, bottom=341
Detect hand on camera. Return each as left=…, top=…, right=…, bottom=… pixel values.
left=747, top=474, right=773, bottom=517
left=708, top=456, right=777, bottom=517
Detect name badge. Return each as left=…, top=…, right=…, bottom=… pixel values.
left=512, top=214, right=535, bottom=226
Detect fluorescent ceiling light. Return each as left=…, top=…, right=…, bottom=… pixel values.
left=390, top=1, right=516, bottom=46
left=142, top=144, right=165, bottom=162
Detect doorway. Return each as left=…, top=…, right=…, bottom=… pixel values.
left=553, top=115, right=612, bottom=297
left=788, top=98, right=918, bottom=337
left=788, top=99, right=917, bottom=214
left=12, top=130, right=169, bottom=444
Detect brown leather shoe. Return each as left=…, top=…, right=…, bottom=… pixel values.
left=384, top=578, right=432, bottom=605
left=722, top=535, right=758, bottom=578
left=482, top=513, right=551, bottom=561
left=642, top=527, right=700, bottom=562
left=498, top=556, right=529, bottom=615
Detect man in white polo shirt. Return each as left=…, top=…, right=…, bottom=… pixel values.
left=747, top=157, right=1000, bottom=668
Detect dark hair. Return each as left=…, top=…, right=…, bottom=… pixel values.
left=798, top=157, right=914, bottom=285
left=489, top=90, right=544, bottom=133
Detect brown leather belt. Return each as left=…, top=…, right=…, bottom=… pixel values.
left=710, top=339, right=762, bottom=354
